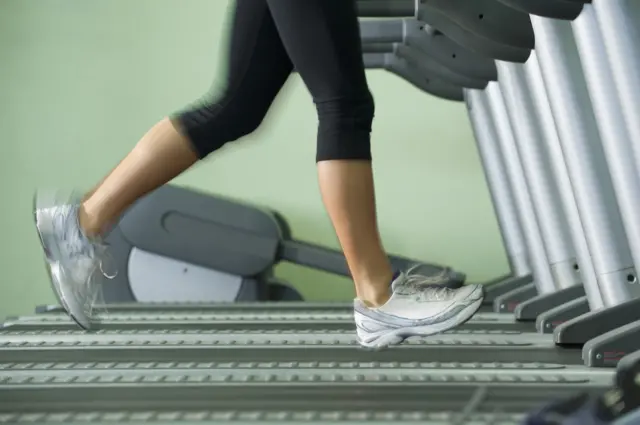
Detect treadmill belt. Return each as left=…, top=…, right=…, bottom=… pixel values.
left=0, top=368, right=606, bottom=412
left=30, top=311, right=513, bottom=322
left=0, top=411, right=527, bottom=424
left=6, top=312, right=530, bottom=332
left=0, top=361, right=613, bottom=386
left=36, top=302, right=356, bottom=315
left=0, top=329, right=581, bottom=364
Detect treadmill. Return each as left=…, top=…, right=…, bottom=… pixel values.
left=5, top=3, right=640, bottom=425
left=18, top=2, right=599, bottom=337
left=10, top=1, right=639, bottom=376
left=12, top=0, right=640, bottom=358
left=4, top=4, right=640, bottom=421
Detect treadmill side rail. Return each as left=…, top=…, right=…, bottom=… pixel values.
left=536, top=297, right=590, bottom=334
left=514, top=285, right=585, bottom=321
left=493, top=283, right=537, bottom=313
left=418, top=0, right=535, bottom=49
left=583, top=319, right=640, bottom=368
left=403, top=19, right=498, bottom=81
left=416, top=6, right=531, bottom=63
left=484, top=273, right=533, bottom=303
left=555, top=298, right=640, bottom=345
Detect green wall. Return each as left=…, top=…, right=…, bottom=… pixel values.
left=0, top=0, right=509, bottom=317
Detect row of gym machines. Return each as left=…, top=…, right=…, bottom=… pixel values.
left=2, top=0, right=640, bottom=423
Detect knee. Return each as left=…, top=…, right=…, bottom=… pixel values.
left=173, top=95, right=268, bottom=159
left=315, top=94, right=375, bottom=162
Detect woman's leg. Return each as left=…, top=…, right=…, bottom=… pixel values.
left=266, top=0, right=484, bottom=347
left=83, top=0, right=295, bottom=237
left=34, top=0, right=293, bottom=329
left=80, top=119, right=198, bottom=237
left=266, top=0, right=391, bottom=307
left=316, top=161, right=392, bottom=306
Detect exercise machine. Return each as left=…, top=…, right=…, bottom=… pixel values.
left=11, top=1, right=640, bottom=358
left=4, top=1, right=640, bottom=423
left=28, top=0, right=640, bottom=359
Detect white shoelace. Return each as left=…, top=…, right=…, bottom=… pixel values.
left=415, top=286, right=455, bottom=302
left=403, top=264, right=452, bottom=284
left=398, top=266, right=456, bottom=302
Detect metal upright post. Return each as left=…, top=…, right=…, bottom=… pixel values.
left=495, top=60, right=584, bottom=321
left=464, top=94, right=535, bottom=305
left=569, top=4, right=640, bottom=366
left=522, top=52, right=602, bottom=333
left=464, top=90, right=532, bottom=282
left=531, top=16, right=635, bottom=307
left=572, top=5, right=640, bottom=301
left=482, top=82, right=557, bottom=303
left=592, top=0, right=640, bottom=175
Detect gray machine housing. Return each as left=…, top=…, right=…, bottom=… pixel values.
left=102, top=184, right=287, bottom=304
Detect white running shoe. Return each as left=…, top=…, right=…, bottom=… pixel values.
left=33, top=190, right=115, bottom=330
left=354, top=271, right=484, bottom=349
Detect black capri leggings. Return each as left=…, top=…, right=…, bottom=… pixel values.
left=172, top=0, right=375, bottom=162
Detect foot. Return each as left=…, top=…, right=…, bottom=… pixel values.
left=354, top=271, right=484, bottom=349
left=32, top=190, right=113, bottom=330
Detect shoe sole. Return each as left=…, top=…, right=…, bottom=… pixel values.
left=32, top=191, right=90, bottom=331
left=358, top=285, right=485, bottom=350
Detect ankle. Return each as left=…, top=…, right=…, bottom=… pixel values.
left=360, top=291, right=391, bottom=308
left=78, top=203, right=103, bottom=238
left=356, top=273, right=393, bottom=308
